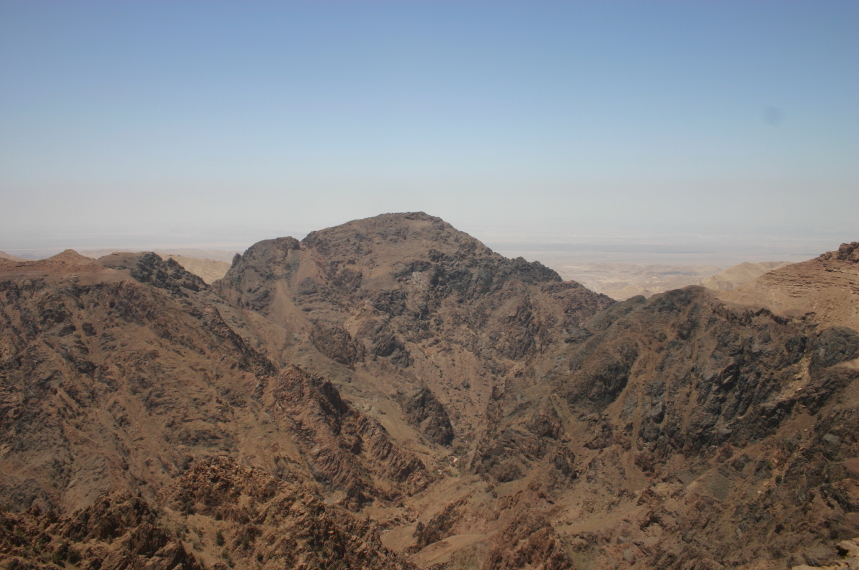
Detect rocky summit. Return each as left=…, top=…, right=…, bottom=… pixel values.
left=1, top=213, right=858, bottom=570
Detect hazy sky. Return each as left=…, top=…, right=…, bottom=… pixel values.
left=1, top=1, right=857, bottom=256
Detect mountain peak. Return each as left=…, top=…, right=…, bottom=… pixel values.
left=301, top=211, right=491, bottom=261
left=218, top=213, right=573, bottom=316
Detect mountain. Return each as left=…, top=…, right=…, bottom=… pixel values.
left=214, top=212, right=614, bottom=445
left=1, top=215, right=858, bottom=570
left=700, top=261, right=793, bottom=291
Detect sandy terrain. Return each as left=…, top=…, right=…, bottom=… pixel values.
left=548, top=262, right=722, bottom=300
left=491, top=240, right=821, bottom=300
left=700, top=261, right=792, bottom=291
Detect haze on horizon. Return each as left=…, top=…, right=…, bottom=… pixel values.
left=1, top=1, right=857, bottom=263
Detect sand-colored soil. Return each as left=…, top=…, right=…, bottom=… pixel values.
left=550, top=262, right=722, bottom=300
left=160, top=255, right=231, bottom=284
left=700, top=261, right=792, bottom=291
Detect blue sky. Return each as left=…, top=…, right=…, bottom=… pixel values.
left=1, top=1, right=857, bottom=256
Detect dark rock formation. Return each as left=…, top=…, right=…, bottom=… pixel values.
left=413, top=500, right=464, bottom=548
left=101, top=252, right=207, bottom=296
left=400, top=387, right=454, bottom=446
left=309, top=322, right=364, bottom=368
left=823, top=241, right=859, bottom=263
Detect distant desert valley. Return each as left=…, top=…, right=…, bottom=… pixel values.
left=2, top=213, right=859, bottom=569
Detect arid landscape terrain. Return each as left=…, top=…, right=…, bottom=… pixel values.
left=1, top=213, right=858, bottom=570
left=550, top=262, right=723, bottom=301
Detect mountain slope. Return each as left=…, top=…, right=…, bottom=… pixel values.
left=469, top=286, right=859, bottom=568
left=0, top=249, right=429, bottom=568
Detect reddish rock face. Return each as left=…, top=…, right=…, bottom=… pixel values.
left=1, top=216, right=857, bottom=570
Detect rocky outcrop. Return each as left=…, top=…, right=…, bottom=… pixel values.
left=400, top=387, right=454, bottom=446
left=482, top=511, right=575, bottom=570
left=360, top=318, right=412, bottom=367
left=557, top=287, right=858, bottom=455
left=473, top=426, right=549, bottom=483
left=718, top=241, right=859, bottom=331
left=214, top=237, right=301, bottom=312
left=309, top=322, right=364, bottom=368
left=822, top=242, right=859, bottom=263
left=413, top=499, right=464, bottom=549
left=201, top=304, right=277, bottom=377
left=471, top=283, right=859, bottom=569
left=0, top=456, right=418, bottom=570
left=100, top=252, right=206, bottom=296
left=213, top=212, right=614, bottom=448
